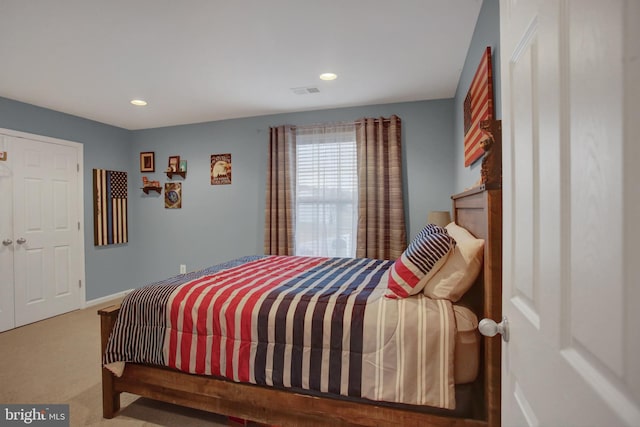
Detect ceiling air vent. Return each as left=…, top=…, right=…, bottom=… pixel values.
left=291, top=86, right=320, bottom=95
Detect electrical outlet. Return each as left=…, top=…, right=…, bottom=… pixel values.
left=180, top=264, right=186, bottom=274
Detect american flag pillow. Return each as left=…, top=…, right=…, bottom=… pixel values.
left=386, top=224, right=455, bottom=299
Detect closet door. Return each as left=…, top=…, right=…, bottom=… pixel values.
left=0, top=135, right=14, bottom=332
left=11, top=135, right=82, bottom=327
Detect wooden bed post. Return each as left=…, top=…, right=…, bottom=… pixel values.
left=483, top=188, right=502, bottom=427
left=98, top=305, right=121, bottom=418
left=480, top=119, right=502, bottom=427
left=452, top=186, right=502, bottom=427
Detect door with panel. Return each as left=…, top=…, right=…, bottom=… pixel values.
left=0, top=134, right=14, bottom=332
left=499, top=0, right=640, bottom=426
left=9, top=134, right=82, bottom=327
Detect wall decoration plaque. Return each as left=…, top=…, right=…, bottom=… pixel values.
left=164, top=182, right=182, bottom=208
left=211, top=153, right=232, bottom=185
left=463, top=46, right=494, bottom=167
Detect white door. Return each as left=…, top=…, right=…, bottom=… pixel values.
left=0, top=135, right=15, bottom=332
left=8, top=134, right=82, bottom=327
left=500, top=0, right=640, bottom=426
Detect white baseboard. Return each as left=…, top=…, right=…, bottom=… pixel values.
left=84, top=289, right=133, bottom=308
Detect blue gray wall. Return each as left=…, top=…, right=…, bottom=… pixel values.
left=129, top=100, right=456, bottom=285
left=0, top=96, right=455, bottom=299
left=453, top=0, right=501, bottom=192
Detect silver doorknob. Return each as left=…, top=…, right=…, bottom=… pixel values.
left=2, top=239, right=12, bottom=246
left=16, top=237, right=27, bottom=244
left=479, top=316, right=509, bottom=342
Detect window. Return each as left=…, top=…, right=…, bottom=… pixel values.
left=295, top=123, right=357, bottom=257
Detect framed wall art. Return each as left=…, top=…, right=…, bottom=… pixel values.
left=463, top=46, right=494, bottom=167
left=93, top=169, right=128, bottom=246
left=211, top=153, right=232, bottom=185
left=164, top=182, right=182, bottom=209
left=168, top=155, right=180, bottom=172
left=140, top=152, right=155, bottom=172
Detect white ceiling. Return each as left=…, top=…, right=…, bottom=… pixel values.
left=0, top=1, right=482, bottom=130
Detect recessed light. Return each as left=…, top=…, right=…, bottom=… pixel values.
left=319, top=73, right=337, bottom=81
left=130, top=99, right=148, bottom=106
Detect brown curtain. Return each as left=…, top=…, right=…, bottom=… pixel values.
left=355, top=115, right=407, bottom=259
left=264, top=125, right=296, bottom=255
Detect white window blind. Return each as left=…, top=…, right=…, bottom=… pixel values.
left=295, top=123, right=357, bottom=257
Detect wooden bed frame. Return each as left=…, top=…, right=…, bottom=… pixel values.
left=99, top=185, right=502, bottom=427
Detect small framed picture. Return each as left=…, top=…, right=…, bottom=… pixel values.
left=165, top=182, right=182, bottom=209
left=211, top=153, right=232, bottom=185
left=179, top=159, right=187, bottom=172
left=168, top=155, right=180, bottom=172
left=140, top=152, right=155, bottom=172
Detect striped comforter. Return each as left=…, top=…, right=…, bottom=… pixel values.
left=103, top=255, right=457, bottom=409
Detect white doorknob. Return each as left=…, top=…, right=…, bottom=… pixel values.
left=479, top=316, right=509, bottom=342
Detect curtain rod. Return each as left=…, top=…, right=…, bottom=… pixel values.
left=287, top=117, right=397, bottom=130
left=354, top=117, right=397, bottom=124
left=293, top=120, right=355, bottom=130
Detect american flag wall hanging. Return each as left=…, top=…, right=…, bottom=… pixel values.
left=463, top=46, right=494, bottom=167
left=93, top=169, right=128, bottom=246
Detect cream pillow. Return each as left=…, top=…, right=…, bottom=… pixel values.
left=422, top=223, right=484, bottom=301
left=413, top=249, right=452, bottom=292
left=445, top=221, right=476, bottom=243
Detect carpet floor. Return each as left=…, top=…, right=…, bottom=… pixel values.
left=0, top=299, right=232, bottom=426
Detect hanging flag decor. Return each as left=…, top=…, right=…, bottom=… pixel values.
left=93, top=169, right=128, bottom=246
left=463, top=46, right=494, bottom=167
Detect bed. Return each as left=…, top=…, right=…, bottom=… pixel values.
left=99, top=185, right=502, bottom=426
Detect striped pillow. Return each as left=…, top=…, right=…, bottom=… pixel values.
left=385, top=224, right=455, bottom=299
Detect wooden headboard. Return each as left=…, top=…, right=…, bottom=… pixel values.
left=452, top=185, right=502, bottom=427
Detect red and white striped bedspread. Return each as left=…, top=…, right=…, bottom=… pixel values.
left=103, top=255, right=457, bottom=409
